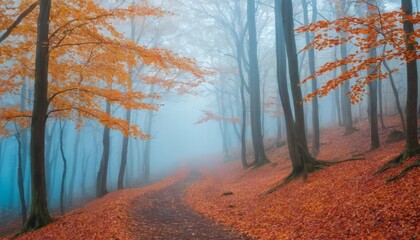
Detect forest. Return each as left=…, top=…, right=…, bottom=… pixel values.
left=0, top=0, right=418, bottom=239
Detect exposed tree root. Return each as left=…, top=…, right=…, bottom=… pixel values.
left=386, top=159, right=420, bottom=182
left=387, top=159, right=420, bottom=182
left=332, top=157, right=365, bottom=164
left=374, top=154, right=404, bottom=175
left=374, top=147, right=420, bottom=181
left=263, top=171, right=300, bottom=195
left=263, top=154, right=366, bottom=196
left=263, top=157, right=332, bottom=195
left=19, top=214, right=53, bottom=234
left=375, top=147, right=420, bottom=175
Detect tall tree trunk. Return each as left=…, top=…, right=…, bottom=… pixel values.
left=368, top=81, right=380, bottom=149
left=367, top=14, right=380, bottom=149
left=229, top=104, right=241, bottom=142
left=402, top=0, right=419, bottom=153
left=234, top=20, right=248, bottom=168
left=142, top=109, right=154, bottom=183
left=275, top=0, right=300, bottom=172
left=16, top=133, right=27, bottom=225
left=378, top=79, right=385, bottom=128
left=118, top=17, right=135, bottom=190
left=339, top=40, right=355, bottom=134
left=384, top=61, right=406, bottom=134
left=247, top=0, right=269, bottom=167
left=239, top=68, right=248, bottom=168
left=118, top=110, right=131, bottom=189
left=274, top=0, right=328, bottom=182
left=282, top=0, right=307, bottom=152
left=217, top=89, right=230, bottom=161
left=96, top=102, right=111, bottom=197
left=68, top=131, right=80, bottom=206
left=302, top=0, right=320, bottom=155
left=81, top=150, right=88, bottom=197
left=59, top=122, right=67, bottom=214
left=334, top=69, right=343, bottom=126
left=18, top=79, right=28, bottom=225
left=24, top=0, right=52, bottom=230
left=20, top=79, right=29, bottom=187
left=276, top=95, right=282, bottom=148
left=334, top=87, right=343, bottom=126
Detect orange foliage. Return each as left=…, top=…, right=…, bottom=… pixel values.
left=297, top=6, right=419, bottom=103
left=185, top=116, right=419, bottom=239
left=195, top=111, right=240, bottom=125
left=0, top=0, right=205, bottom=137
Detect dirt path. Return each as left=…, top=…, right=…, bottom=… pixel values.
left=131, top=171, right=251, bottom=240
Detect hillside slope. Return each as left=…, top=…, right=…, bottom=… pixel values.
left=185, top=117, right=419, bottom=239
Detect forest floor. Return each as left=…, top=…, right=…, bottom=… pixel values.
left=185, top=116, right=419, bottom=239
left=1, top=116, right=419, bottom=239
left=2, top=168, right=249, bottom=239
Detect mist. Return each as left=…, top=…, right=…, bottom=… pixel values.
left=0, top=0, right=418, bottom=238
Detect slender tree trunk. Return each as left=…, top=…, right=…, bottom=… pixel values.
left=20, top=79, right=29, bottom=189
left=368, top=81, right=380, bottom=149
left=274, top=0, right=328, bottom=181
left=118, top=110, right=131, bottom=189
left=282, top=0, right=307, bottom=151
left=142, top=109, right=153, bottom=183
left=334, top=68, right=343, bottom=126
left=96, top=102, right=111, bottom=198
left=217, top=90, right=230, bottom=161
left=367, top=20, right=380, bottom=149
left=16, top=134, right=27, bottom=225
left=384, top=61, right=406, bottom=134
left=276, top=95, right=282, bottom=148
left=81, top=150, right=88, bottom=197
left=334, top=87, right=343, bottom=126
left=68, top=131, right=80, bottom=206
left=234, top=19, right=248, bottom=168
left=118, top=17, right=136, bottom=190
left=239, top=69, right=248, bottom=168
left=59, top=122, right=67, bottom=214
left=402, top=0, right=419, bottom=153
left=46, top=121, right=57, bottom=200
left=339, top=41, right=354, bottom=134
left=24, top=0, right=52, bottom=230
left=247, top=0, right=269, bottom=167
left=229, top=104, right=241, bottom=142
left=378, top=79, right=385, bottom=128
left=302, top=0, right=320, bottom=155
left=275, top=0, right=300, bottom=171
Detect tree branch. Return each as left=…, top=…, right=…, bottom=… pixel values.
left=0, top=1, right=40, bottom=44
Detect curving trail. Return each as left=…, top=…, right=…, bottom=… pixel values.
left=131, top=171, right=251, bottom=240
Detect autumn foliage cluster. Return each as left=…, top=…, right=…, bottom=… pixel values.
left=0, top=0, right=203, bottom=136
left=298, top=4, right=420, bottom=103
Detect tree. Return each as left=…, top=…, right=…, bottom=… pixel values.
left=59, top=122, right=67, bottom=214
left=266, top=0, right=331, bottom=194
left=247, top=0, right=269, bottom=167
left=366, top=0, right=380, bottom=150
left=301, top=0, right=320, bottom=155
left=15, top=128, right=27, bottom=225
left=189, top=0, right=251, bottom=168
left=298, top=0, right=420, bottom=180
left=0, top=0, right=203, bottom=230
left=383, top=0, right=420, bottom=180
left=25, top=0, right=53, bottom=229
